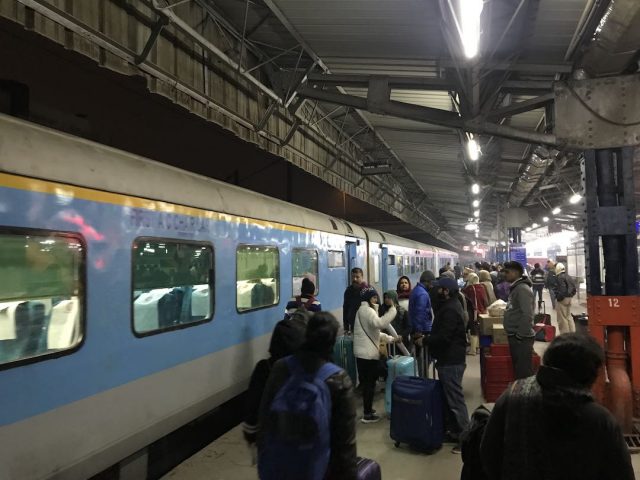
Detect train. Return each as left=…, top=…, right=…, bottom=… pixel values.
left=0, top=114, right=457, bottom=479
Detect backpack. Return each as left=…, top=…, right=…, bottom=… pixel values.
left=460, top=404, right=493, bottom=480
left=566, top=276, right=577, bottom=297
left=258, top=356, right=341, bottom=480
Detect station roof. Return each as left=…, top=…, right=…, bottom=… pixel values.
left=219, top=0, right=639, bottom=244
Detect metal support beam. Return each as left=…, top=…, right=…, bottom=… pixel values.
left=135, top=14, right=169, bottom=64
left=255, top=100, right=278, bottom=132
left=485, top=93, right=554, bottom=120
left=306, top=73, right=453, bottom=91
left=298, top=86, right=558, bottom=146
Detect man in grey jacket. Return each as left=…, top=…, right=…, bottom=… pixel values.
left=502, top=261, right=535, bottom=379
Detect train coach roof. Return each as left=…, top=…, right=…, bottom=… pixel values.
left=0, top=114, right=368, bottom=237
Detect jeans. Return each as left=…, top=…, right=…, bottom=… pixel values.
left=436, top=364, right=469, bottom=438
left=532, top=285, right=544, bottom=307
left=507, top=335, right=535, bottom=379
left=557, top=297, right=575, bottom=334
left=356, top=358, right=379, bottom=415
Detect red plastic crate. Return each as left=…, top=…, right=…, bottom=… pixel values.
left=484, top=382, right=510, bottom=402
left=490, top=344, right=511, bottom=356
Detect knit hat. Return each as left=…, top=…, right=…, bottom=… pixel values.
left=555, top=262, right=566, bottom=274
left=478, top=270, right=492, bottom=282
left=438, top=277, right=459, bottom=293
left=420, top=270, right=436, bottom=283
left=360, top=286, right=379, bottom=303
left=301, top=277, right=315, bottom=295
left=384, top=290, right=399, bottom=306
left=440, top=270, right=456, bottom=280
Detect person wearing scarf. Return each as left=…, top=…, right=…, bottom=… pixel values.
left=396, top=276, right=412, bottom=313
left=480, top=334, right=634, bottom=480
left=380, top=290, right=411, bottom=350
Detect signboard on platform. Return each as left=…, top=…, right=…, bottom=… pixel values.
left=510, top=243, right=527, bottom=267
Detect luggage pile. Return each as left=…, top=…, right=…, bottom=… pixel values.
left=479, top=301, right=507, bottom=347
left=480, top=344, right=541, bottom=402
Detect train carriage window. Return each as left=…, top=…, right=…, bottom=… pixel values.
left=0, top=230, right=84, bottom=367
left=328, top=250, right=345, bottom=268
left=388, top=255, right=396, bottom=266
left=292, top=249, right=319, bottom=295
left=237, top=245, right=279, bottom=312
left=132, top=239, right=213, bottom=335
left=397, top=255, right=404, bottom=276
left=373, top=255, right=380, bottom=283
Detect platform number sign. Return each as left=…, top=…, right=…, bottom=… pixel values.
left=608, top=298, right=621, bottom=308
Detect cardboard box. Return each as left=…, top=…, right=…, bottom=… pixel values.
left=479, top=313, right=503, bottom=336
left=492, top=325, right=509, bottom=344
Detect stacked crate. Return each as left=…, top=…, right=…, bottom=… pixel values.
left=481, top=344, right=541, bottom=402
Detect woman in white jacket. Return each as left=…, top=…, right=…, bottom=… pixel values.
left=354, top=286, right=397, bottom=423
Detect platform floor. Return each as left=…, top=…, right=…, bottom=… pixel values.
left=163, top=291, right=640, bottom=480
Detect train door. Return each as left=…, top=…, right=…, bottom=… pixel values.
left=346, top=241, right=358, bottom=286
left=381, top=247, right=389, bottom=292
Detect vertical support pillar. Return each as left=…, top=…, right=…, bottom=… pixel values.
left=583, top=147, right=638, bottom=431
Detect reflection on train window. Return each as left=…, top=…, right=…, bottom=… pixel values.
left=0, top=231, right=84, bottom=366
left=292, top=249, right=319, bottom=295
left=388, top=255, right=396, bottom=266
left=328, top=250, right=345, bottom=268
left=132, top=239, right=213, bottom=335
left=237, top=245, right=279, bottom=312
left=397, top=255, right=404, bottom=276
left=373, top=255, right=380, bottom=283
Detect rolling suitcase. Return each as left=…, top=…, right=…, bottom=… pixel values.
left=332, top=334, right=357, bottom=385
left=356, top=457, right=382, bottom=480
left=534, top=323, right=556, bottom=342
left=390, top=374, right=444, bottom=452
left=534, top=301, right=551, bottom=326
left=385, top=345, right=416, bottom=415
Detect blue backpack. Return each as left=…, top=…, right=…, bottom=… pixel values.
left=258, top=355, right=341, bottom=480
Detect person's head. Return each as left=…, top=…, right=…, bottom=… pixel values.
left=351, top=267, right=364, bottom=285
left=446, top=262, right=451, bottom=268
left=440, top=270, right=455, bottom=280
left=497, top=272, right=507, bottom=283
left=437, top=278, right=459, bottom=301
left=396, top=276, right=411, bottom=293
left=301, top=277, right=315, bottom=296
left=478, top=270, right=491, bottom=282
left=467, top=272, right=479, bottom=285
left=383, top=290, right=399, bottom=307
left=463, top=267, right=473, bottom=281
left=360, top=286, right=379, bottom=307
left=503, top=261, right=524, bottom=283
left=534, top=263, right=541, bottom=269
left=540, top=333, right=604, bottom=390
left=555, top=262, right=566, bottom=274
left=419, top=270, right=436, bottom=287
left=301, top=312, right=340, bottom=359
left=269, top=312, right=309, bottom=360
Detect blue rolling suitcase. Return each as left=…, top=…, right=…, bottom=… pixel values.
left=385, top=353, right=415, bottom=415
left=356, top=457, right=381, bottom=480
left=332, top=334, right=357, bottom=385
left=390, top=375, right=445, bottom=452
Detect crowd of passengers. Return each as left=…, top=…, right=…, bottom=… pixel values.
left=241, top=261, right=635, bottom=480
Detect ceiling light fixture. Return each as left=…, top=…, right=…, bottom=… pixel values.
left=525, top=227, right=532, bottom=232
left=465, top=223, right=477, bottom=231
left=543, top=216, right=549, bottom=222
left=552, top=207, right=561, bottom=215
left=467, top=136, right=479, bottom=161
left=460, top=0, right=483, bottom=59
left=570, top=193, right=582, bottom=204
left=471, top=240, right=477, bottom=246
left=532, top=223, right=539, bottom=228
left=471, top=183, right=480, bottom=194
left=472, top=199, right=480, bottom=208
left=473, top=210, right=480, bottom=218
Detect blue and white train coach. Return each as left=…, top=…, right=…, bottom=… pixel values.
left=0, top=114, right=456, bottom=479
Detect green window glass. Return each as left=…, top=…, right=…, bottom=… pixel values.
left=0, top=231, right=84, bottom=366
left=237, top=245, right=279, bottom=312
left=132, top=239, right=213, bottom=335
left=292, top=249, right=318, bottom=295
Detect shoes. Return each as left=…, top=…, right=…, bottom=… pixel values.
left=361, top=413, right=381, bottom=424
left=451, top=445, right=462, bottom=454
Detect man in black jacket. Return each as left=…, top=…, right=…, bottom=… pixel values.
left=343, top=267, right=365, bottom=333
left=426, top=277, right=469, bottom=454
left=258, top=312, right=357, bottom=480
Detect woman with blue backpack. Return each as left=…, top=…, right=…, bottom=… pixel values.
left=257, top=312, right=358, bottom=480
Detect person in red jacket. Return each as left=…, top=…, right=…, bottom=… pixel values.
left=463, top=272, right=488, bottom=355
